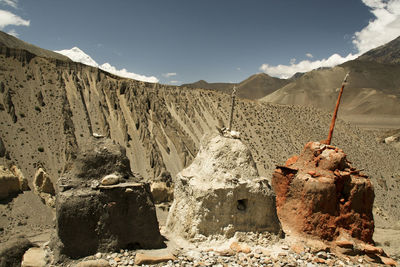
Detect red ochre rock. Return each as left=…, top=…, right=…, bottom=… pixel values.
left=272, top=141, right=374, bottom=243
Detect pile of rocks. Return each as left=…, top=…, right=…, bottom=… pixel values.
left=72, top=237, right=397, bottom=267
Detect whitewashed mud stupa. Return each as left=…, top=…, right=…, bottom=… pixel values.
left=166, top=131, right=281, bottom=240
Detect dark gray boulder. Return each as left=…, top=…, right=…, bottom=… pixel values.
left=53, top=138, right=163, bottom=259
left=0, top=235, right=33, bottom=267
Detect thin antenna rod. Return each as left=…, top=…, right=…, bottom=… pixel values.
left=325, top=72, right=350, bottom=145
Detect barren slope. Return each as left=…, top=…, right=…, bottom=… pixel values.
left=358, top=35, right=400, bottom=64
left=0, top=31, right=71, bottom=62
left=261, top=36, right=400, bottom=127
left=261, top=62, right=400, bottom=125
left=0, top=35, right=399, bottom=237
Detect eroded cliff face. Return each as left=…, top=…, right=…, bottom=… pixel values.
left=0, top=48, right=206, bottom=182
left=0, top=47, right=400, bottom=228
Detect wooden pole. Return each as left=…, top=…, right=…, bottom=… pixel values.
left=228, top=86, right=237, bottom=131
left=325, top=72, right=350, bottom=145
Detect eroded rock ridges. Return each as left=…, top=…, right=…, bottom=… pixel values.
left=272, top=142, right=374, bottom=243
left=0, top=165, right=29, bottom=200
left=0, top=43, right=399, bottom=229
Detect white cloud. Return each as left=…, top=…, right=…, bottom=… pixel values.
left=0, top=9, right=29, bottom=29
left=260, top=0, right=400, bottom=78
left=0, top=0, right=18, bottom=8
left=55, top=47, right=159, bottom=83
left=306, top=53, right=313, bottom=58
left=353, top=0, right=400, bottom=53
left=162, top=72, right=177, bottom=78
left=100, top=63, right=159, bottom=83
left=7, top=28, right=18, bottom=37
left=290, top=58, right=296, bottom=64
left=168, top=80, right=181, bottom=85
left=260, top=53, right=357, bottom=79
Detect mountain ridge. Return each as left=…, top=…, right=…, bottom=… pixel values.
left=0, top=31, right=71, bottom=62
left=357, top=35, right=400, bottom=64
left=260, top=36, right=400, bottom=120
left=182, top=72, right=289, bottom=100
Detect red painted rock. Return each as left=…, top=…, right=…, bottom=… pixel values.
left=379, top=256, right=397, bottom=266
left=285, top=155, right=298, bottom=167
left=335, top=240, right=354, bottom=249
left=313, top=258, right=326, bottom=264
left=230, top=242, right=251, bottom=254
left=272, top=142, right=374, bottom=243
left=290, top=243, right=305, bottom=254
left=362, top=244, right=383, bottom=255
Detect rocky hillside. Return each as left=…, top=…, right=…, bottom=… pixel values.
left=0, top=31, right=71, bottom=62
left=358, top=36, right=400, bottom=64
left=0, top=32, right=400, bottom=230
left=182, top=73, right=289, bottom=100
left=262, top=63, right=400, bottom=112
left=261, top=36, right=400, bottom=127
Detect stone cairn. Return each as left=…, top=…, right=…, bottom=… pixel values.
left=52, top=138, right=163, bottom=260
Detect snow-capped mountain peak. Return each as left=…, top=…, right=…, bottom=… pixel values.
left=55, top=47, right=99, bottom=68
left=54, top=47, right=158, bottom=83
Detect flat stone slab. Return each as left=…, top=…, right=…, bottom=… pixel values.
left=76, top=259, right=110, bottom=267
left=98, top=182, right=142, bottom=189
left=22, top=247, right=46, bottom=267
left=135, top=253, right=176, bottom=265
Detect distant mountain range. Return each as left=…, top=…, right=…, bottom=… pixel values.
left=261, top=36, right=400, bottom=118
left=3, top=29, right=398, bottom=119
left=183, top=36, right=400, bottom=119
left=182, top=73, right=290, bottom=100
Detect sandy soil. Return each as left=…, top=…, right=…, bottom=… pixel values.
left=374, top=228, right=400, bottom=258
left=0, top=191, right=54, bottom=244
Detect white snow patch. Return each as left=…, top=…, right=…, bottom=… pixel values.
left=55, top=47, right=159, bottom=83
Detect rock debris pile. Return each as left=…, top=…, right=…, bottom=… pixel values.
left=73, top=234, right=398, bottom=267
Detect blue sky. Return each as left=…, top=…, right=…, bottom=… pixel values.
left=1, top=0, right=399, bottom=83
